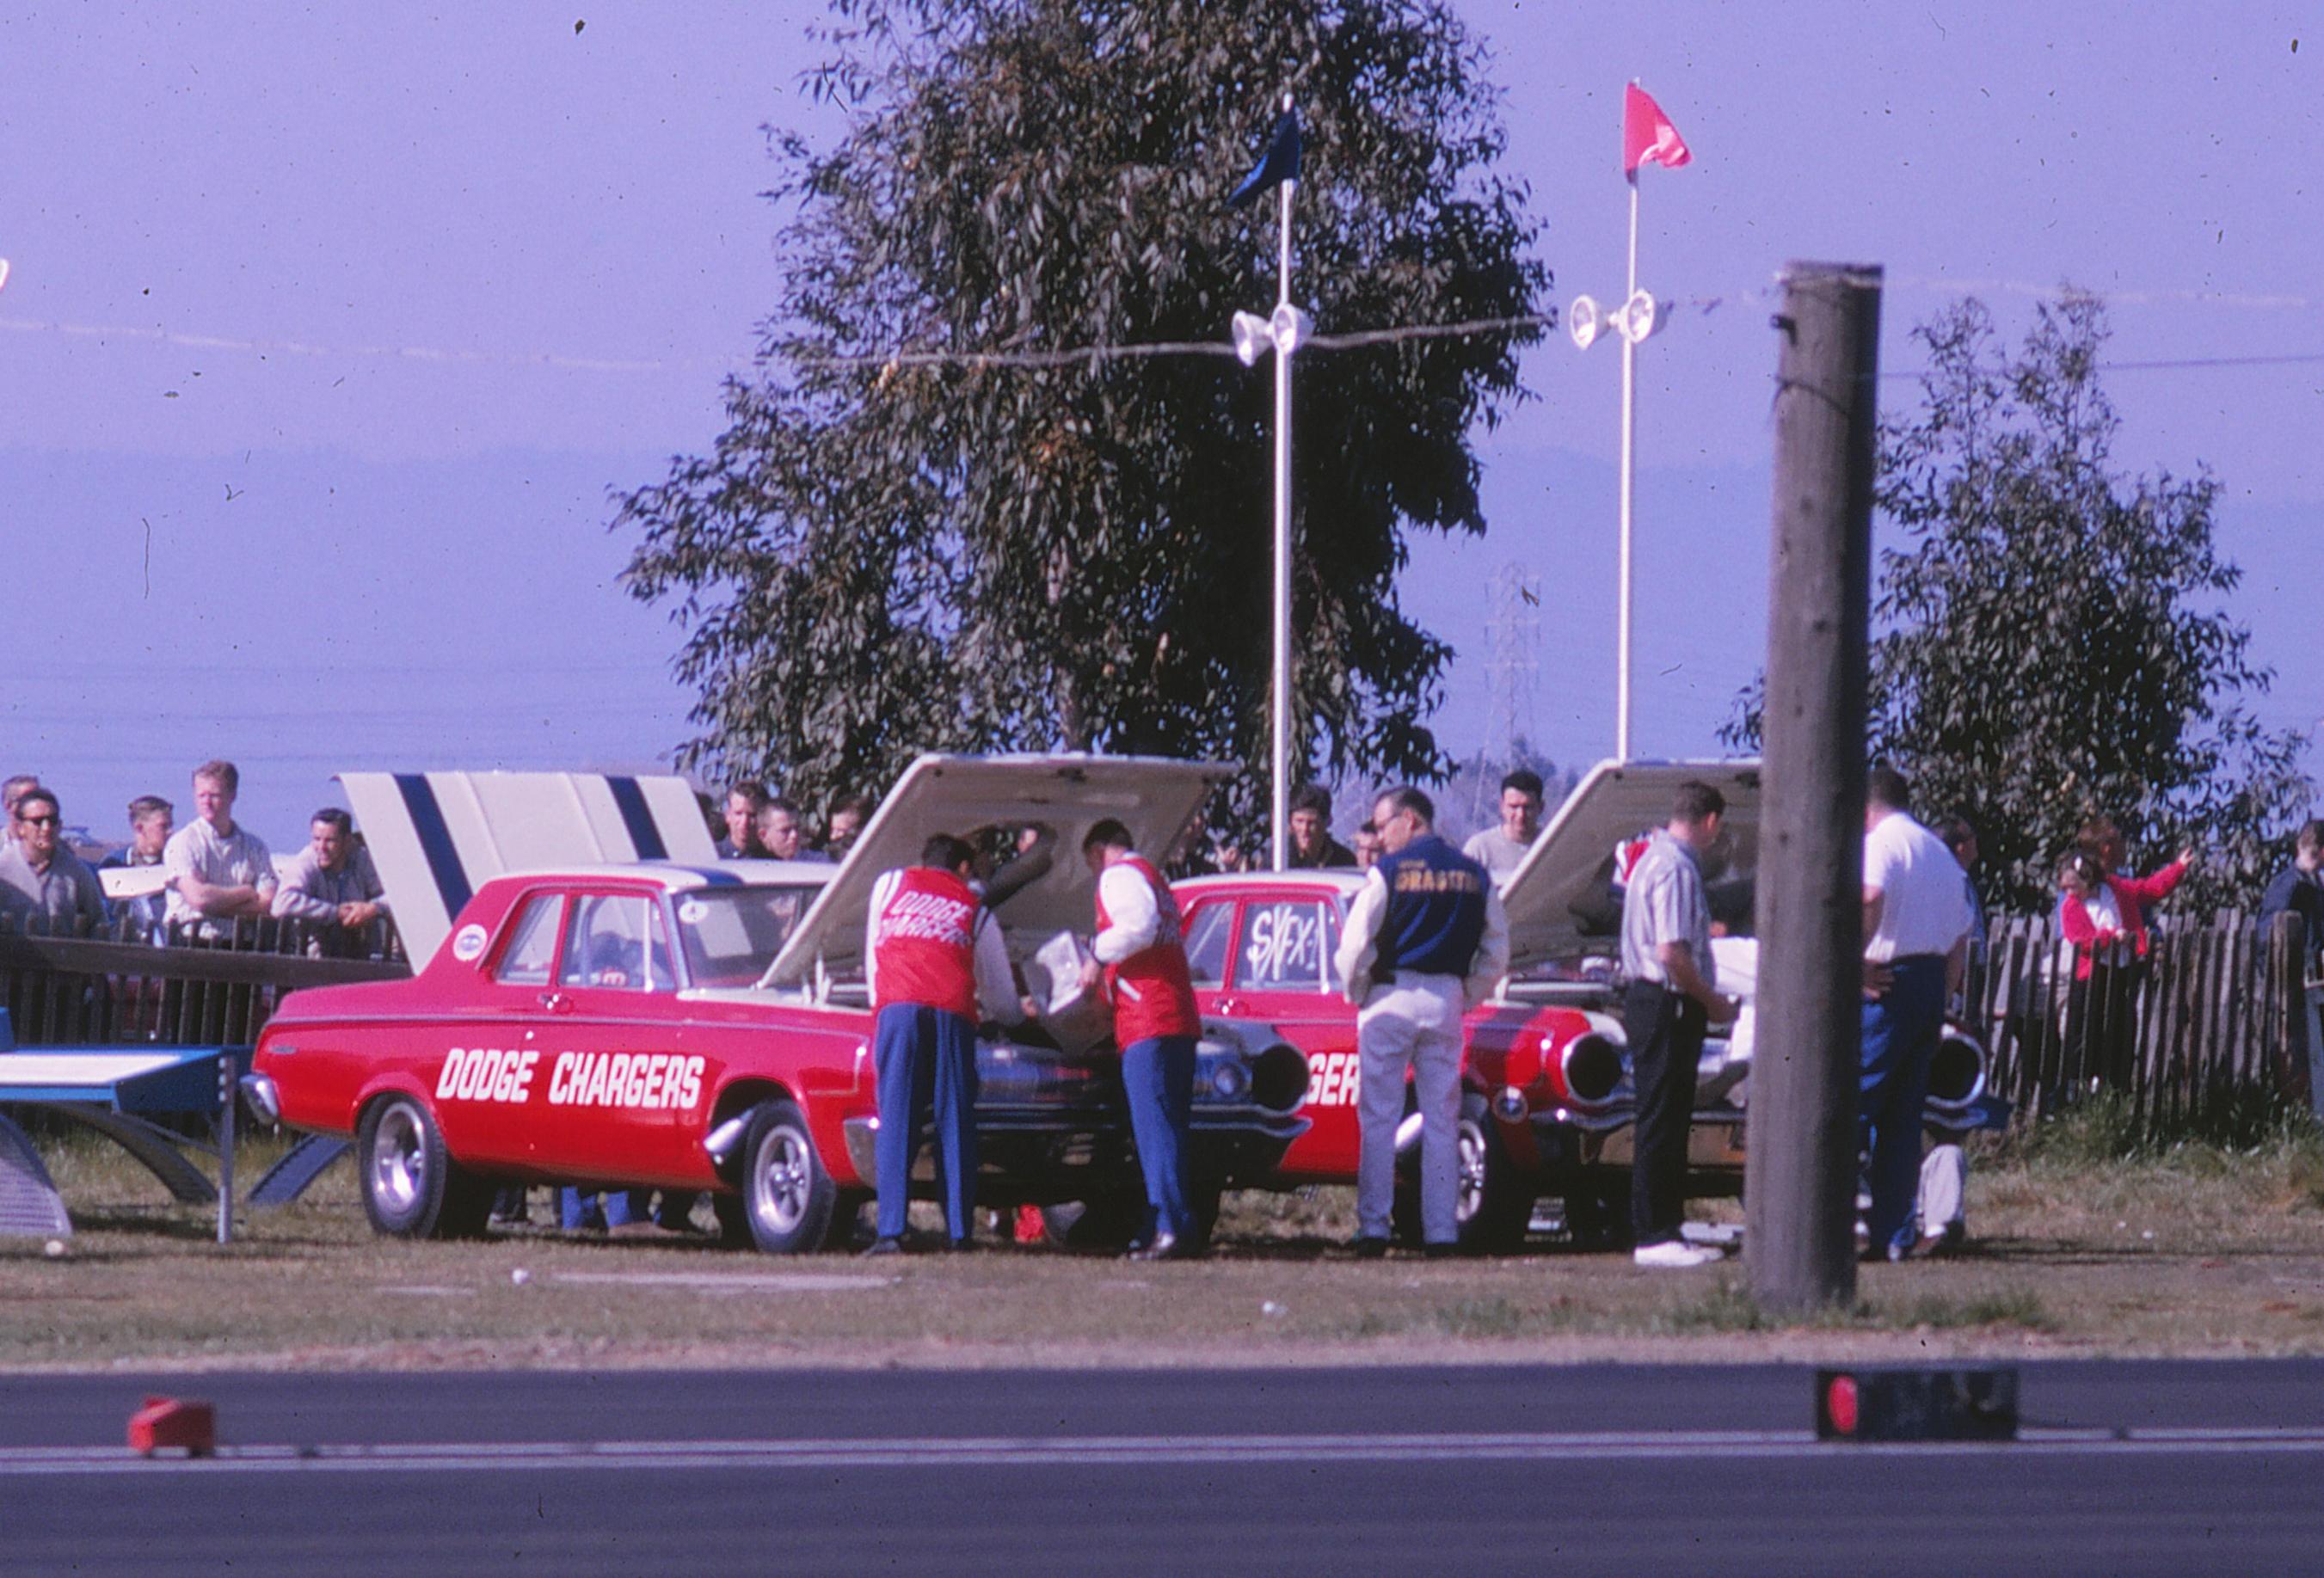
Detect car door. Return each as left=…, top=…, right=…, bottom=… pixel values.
left=525, top=889, right=697, bottom=1182
left=427, top=887, right=569, bottom=1171
left=1215, top=889, right=1363, bottom=1182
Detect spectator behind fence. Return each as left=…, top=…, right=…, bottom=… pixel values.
left=163, top=758, right=276, bottom=936
left=1286, top=783, right=1356, bottom=869
left=756, top=797, right=831, bottom=863
left=1, top=774, right=39, bottom=850
left=823, top=795, right=872, bottom=859
left=98, top=795, right=175, bottom=938
left=273, top=807, right=390, bottom=956
left=1936, top=814, right=1988, bottom=1010
left=719, top=781, right=772, bottom=859
left=2257, top=820, right=2324, bottom=968
left=2075, top=815, right=2193, bottom=965
left=1463, top=769, right=1546, bottom=881
left=0, top=787, right=108, bottom=934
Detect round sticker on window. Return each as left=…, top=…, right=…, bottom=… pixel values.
left=451, top=923, right=489, bottom=962
left=678, top=900, right=709, bottom=924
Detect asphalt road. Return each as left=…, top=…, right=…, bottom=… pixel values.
left=4, top=1363, right=2321, bottom=1575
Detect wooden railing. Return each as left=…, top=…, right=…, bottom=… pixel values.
left=0, top=914, right=411, bottom=1047
left=1966, top=909, right=2310, bottom=1135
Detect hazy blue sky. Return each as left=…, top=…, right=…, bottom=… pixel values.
left=4, top=2, right=2316, bottom=844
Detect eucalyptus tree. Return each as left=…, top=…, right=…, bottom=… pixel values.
left=616, top=0, right=1548, bottom=823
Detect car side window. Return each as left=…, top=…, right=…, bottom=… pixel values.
left=1182, top=900, right=1233, bottom=988
left=495, top=894, right=563, bottom=986
left=559, top=895, right=664, bottom=992
left=1233, top=900, right=1332, bottom=993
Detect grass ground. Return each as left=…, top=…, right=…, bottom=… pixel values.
left=7, top=1112, right=2324, bottom=1371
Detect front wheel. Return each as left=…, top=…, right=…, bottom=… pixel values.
left=729, top=1100, right=838, bottom=1255
left=356, top=1093, right=491, bottom=1240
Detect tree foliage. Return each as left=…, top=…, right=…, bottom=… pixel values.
left=1731, top=294, right=2309, bottom=911
left=615, top=0, right=1547, bottom=825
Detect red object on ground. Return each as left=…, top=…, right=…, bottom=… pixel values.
left=128, top=1396, right=216, bottom=1458
left=1824, top=1375, right=1860, bottom=1437
left=1014, top=1203, right=1047, bottom=1245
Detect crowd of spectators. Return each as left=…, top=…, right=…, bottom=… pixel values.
left=0, top=758, right=391, bottom=957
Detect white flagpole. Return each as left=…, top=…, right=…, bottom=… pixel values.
left=1616, top=177, right=1639, bottom=764
left=1270, top=118, right=1296, bottom=871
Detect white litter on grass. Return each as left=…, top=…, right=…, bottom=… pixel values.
left=1261, top=1300, right=1286, bottom=1317
left=550, top=1270, right=895, bottom=1294
left=42, top=1240, right=65, bottom=1259
left=511, top=1268, right=532, bottom=1286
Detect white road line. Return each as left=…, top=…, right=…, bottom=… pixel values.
left=6, top=1427, right=2324, bottom=1476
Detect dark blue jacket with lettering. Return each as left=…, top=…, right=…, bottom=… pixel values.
left=1374, top=834, right=1489, bottom=979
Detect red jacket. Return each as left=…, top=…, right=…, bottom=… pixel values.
left=869, top=866, right=985, bottom=1019
left=2058, top=860, right=2187, bottom=979
left=1093, top=855, right=1202, bottom=1046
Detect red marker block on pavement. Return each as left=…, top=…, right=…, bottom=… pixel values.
left=1815, top=1368, right=2016, bottom=1442
left=128, top=1396, right=217, bottom=1458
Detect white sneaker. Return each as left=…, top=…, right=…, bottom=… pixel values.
left=1633, top=1239, right=1724, bottom=1268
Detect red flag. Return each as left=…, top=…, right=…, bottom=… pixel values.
left=1623, top=83, right=1691, bottom=180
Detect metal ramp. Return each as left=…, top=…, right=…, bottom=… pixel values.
left=249, top=1134, right=351, bottom=1209
left=0, top=1112, right=73, bottom=1238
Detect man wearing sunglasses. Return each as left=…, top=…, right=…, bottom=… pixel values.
left=0, top=787, right=108, bottom=935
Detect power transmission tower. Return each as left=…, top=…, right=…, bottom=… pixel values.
left=1480, top=562, right=1541, bottom=824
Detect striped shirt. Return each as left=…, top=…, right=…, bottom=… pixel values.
left=1620, top=829, right=1715, bottom=991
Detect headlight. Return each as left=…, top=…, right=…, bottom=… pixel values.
left=1210, top=1059, right=1251, bottom=1102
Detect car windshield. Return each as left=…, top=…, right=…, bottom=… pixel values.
left=671, top=885, right=821, bottom=988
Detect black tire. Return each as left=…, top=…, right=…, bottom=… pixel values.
left=731, top=1099, right=838, bottom=1255
left=1393, top=1091, right=1535, bottom=1253
left=355, top=1093, right=491, bottom=1240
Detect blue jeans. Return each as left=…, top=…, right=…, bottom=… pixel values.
left=561, top=1187, right=649, bottom=1231
left=873, top=1003, right=980, bottom=1243
left=1122, top=1035, right=1197, bottom=1242
left=1860, top=955, right=1948, bottom=1257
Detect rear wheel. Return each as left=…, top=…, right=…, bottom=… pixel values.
left=356, top=1094, right=491, bottom=1240
left=731, top=1100, right=838, bottom=1255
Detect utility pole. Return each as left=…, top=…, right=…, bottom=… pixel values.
left=1746, top=261, right=1883, bottom=1315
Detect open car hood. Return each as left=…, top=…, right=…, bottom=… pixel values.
left=1499, top=758, right=1762, bottom=975
left=339, top=771, right=717, bottom=964
left=764, top=752, right=1236, bottom=988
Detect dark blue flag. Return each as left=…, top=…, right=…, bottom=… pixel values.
left=1227, top=107, right=1301, bottom=209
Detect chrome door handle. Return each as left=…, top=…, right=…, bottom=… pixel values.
left=538, top=991, right=573, bottom=1013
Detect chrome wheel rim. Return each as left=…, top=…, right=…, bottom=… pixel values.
left=370, top=1102, right=427, bottom=1217
left=749, top=1124, right=811, bottom=1236
left=1455, top=1120, right=1487, bottom=1225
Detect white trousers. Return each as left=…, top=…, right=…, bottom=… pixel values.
left=1918, top=1142, right=1966, bottom=1234
left=1356, top=975, right=1466, bottom=1243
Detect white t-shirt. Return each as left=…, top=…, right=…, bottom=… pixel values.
left=163, top=819, right=276, bottom=928
left=1863, top=810, right=1970, bottom=961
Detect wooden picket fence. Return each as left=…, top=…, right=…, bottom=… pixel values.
left=0, top=912, right=410, bottom=1048
left=1966, top=909, right=2311, bottom=1137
